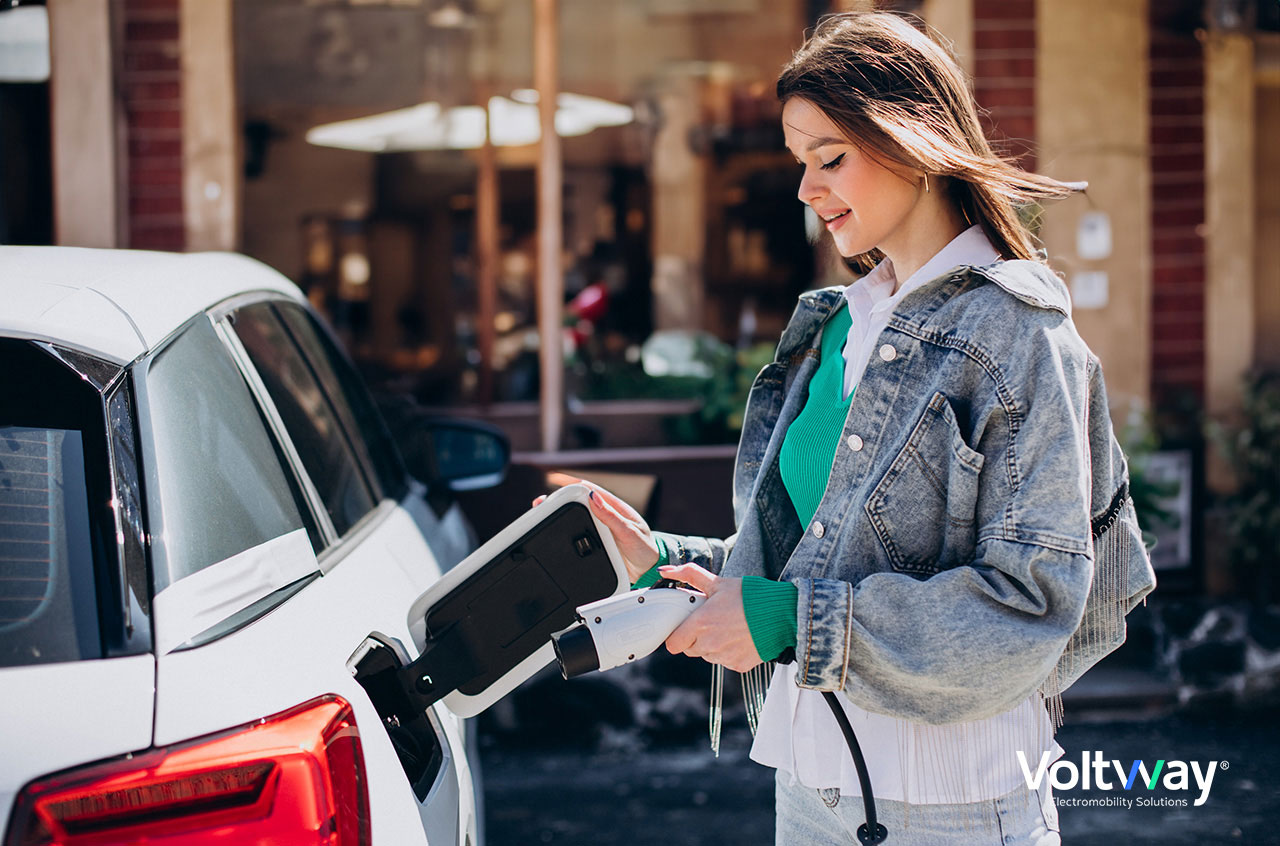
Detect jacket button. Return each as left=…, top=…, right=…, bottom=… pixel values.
left=878, top=344, right=898, bottom=362
left=847, top=434, right=863, bottom=452
left=812, top=521, right=825, bottom=538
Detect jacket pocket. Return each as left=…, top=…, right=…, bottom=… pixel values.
left=865, top=391, right=985, bottom=576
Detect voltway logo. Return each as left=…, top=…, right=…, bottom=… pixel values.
left=1017, top=751, right=1225, bottom=807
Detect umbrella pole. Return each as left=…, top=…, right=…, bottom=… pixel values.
left=534, top=0, right=563, bottom=453
left=475, top=86, right=499, bottom=407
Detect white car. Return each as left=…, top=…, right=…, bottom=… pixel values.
left=0, top=247, right=513, bottom=846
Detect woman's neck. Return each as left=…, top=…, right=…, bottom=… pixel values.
left=878, top=182, right=970, bottom=293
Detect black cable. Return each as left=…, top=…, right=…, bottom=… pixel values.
left=821, top=691, right=889, bottom=845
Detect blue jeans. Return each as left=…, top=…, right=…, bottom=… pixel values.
left=775, top=770, right=1061, bottom=845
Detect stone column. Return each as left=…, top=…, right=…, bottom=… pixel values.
left=1036, top=0, right=1152, bottom=422
left=1255, top=38, right=1280, bottom=370
left=922, top=0, right=975, bottom=76
left=649, top=75, right=706, bottom=332
left=1203, top=28, right=1256, bottom=491
left=180, top=0, right=238, bottom=252
left=48, top=0, right=119, bottom=247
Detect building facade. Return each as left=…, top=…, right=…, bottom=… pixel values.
left=4, top=0, right=1278, bottom=590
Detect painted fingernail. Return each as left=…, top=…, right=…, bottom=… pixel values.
left=589, top=490, right=598, bottom=502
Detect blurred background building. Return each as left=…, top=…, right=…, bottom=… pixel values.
left=2, top=0, right=1280, bottom=621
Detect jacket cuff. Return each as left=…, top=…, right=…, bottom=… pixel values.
left=630, top=537, right=667, bottom=589
left=651, top=531, right=733, bottom=575
left=742, top=576, right=798, bottom=661
left=795, top=577, right=854, bottom=691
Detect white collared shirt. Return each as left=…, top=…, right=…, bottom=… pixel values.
left=749, top=225, right=1064, bottom=802
left=839, top=224, right=1000, bottom=399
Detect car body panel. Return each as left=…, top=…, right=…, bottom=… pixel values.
left=0, top=283, right=146, bottom=365
left=0, top=654, right=156, bottom=837
left=0, top=248, right=300, bottom=363
left=400, top=482, right=476, bottom=575
left=152, top=504, right=475, bottom=845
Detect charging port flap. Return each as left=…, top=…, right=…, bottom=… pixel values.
left=349, top=634, right=450, bottom=802
left=400, top=484, right=629, bottom=717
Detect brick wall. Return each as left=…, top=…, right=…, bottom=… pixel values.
left=1148, top=6, right=1206, bottom=414
left=972, top=0, right=1036, bottom=169
left=120, top=0, right=184, bottom=250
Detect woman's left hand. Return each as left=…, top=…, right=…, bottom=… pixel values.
left=660, top=563, right=762, bottom=674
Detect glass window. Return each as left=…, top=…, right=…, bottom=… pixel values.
left=0, top=340, right=111, bottom=667
left=0, top=427, right=99, bottom=666
left=275, top=302, right=408, bottom=501
left=141, top=318, right=316, bottom=592
left=232, top=303, right=377, bottom=537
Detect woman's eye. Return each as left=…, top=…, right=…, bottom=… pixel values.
left=820, top=153, right=845, bottom=171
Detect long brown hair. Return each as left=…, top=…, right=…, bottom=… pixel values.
left=777, top=12, right=1081, bottom=271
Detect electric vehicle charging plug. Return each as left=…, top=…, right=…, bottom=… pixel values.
left=551, top=582, right=705, bottom=678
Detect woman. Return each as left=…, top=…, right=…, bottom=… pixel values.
left=564, top=12, right=1155, bottom=844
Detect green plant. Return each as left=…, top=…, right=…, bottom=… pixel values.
left=571, top=334, right=779, bottom=446
left=657, top=340, right=777, bottom=445
left=1217, top=370, right=1280, bottom=605
left=1119, top=413, right=1179, bottom=551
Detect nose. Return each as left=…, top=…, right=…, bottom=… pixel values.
left=797, top=167, right=825, bottom=207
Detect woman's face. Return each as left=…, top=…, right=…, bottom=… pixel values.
left=782, top=98, right=921, bottom=259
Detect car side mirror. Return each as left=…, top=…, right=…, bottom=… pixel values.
left=410, top=418, right=510, bottom=492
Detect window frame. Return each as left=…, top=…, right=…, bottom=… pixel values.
left=212, top=314, right=341, bottom=551
left=102, top=371, right=153, bottom=656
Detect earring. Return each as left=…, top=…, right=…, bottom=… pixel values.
left=923, top=173, right=930, bottom=193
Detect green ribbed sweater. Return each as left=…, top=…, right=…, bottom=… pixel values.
left=636, top=303, right=853, bottom=663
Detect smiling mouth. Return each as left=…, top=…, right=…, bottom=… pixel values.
left=822, top=210, right=850, bottom=227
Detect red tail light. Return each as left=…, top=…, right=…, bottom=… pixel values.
left=5, top=694, right=370, bottom=846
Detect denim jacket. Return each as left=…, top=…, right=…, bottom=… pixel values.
left=657, top=259, right=1157, bottom=725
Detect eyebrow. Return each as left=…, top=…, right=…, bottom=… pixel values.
left=783, top=135, right=844, bottom=163
left=805, top=136, right=846, bottom=152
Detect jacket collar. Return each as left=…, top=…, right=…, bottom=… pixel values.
left=778, top=285, right=845, bottom=363
left=778, top=259, right=1071, bottom=365
left=964, top=259, right=1072, bottom=317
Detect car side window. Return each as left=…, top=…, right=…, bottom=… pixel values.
left=140, top=318, right=318, bottom=592
left=274, top=303, right=407, bottom=502
left=231, top=303, right=377, bottom=540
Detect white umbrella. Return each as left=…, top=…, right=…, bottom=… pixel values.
left=0, top=5, right=49, bottom=83
left=305, top=89, right=633, bottom=152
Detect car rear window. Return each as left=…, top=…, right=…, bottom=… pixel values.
left=0, top=427, right=100, bottom=665
left=0, top=342, right=110, bottom=667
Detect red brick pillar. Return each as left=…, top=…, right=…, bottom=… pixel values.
left=1148, top=9, right=1206, bottom=414
left=972, top=0, right=1036, bottom=170
left=120, top=0, right=184, bottom=251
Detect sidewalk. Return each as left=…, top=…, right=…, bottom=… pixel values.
left=479, top=706, right=1279, bottom=845
left=1060, top=663, right=1178, bottom=718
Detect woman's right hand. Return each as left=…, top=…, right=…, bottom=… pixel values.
left=532, top=478, right=660, bottom=583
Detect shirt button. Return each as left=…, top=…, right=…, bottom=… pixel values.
left=879, top=344, right=898, bottom=362
left=847, top=434, right=864, bottom=452
left=812, top=521, right=825, bottom=538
